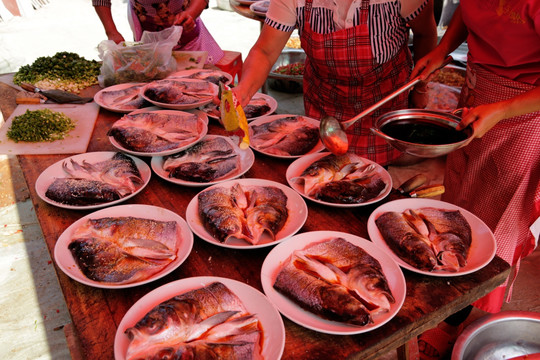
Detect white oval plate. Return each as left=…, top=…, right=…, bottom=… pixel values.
left=236, top=0, right=259, bottom=5
left=141, top=78, right=218, bottom=110
left=249, top=114, right=325, bottom=159
left=54, top=204, right=193, bottom=289
left=93, top=82, right=151, bottom=113
left=108, top=108, right=208, bottom=157
left=186, top=178, right=308, bottom=249
left=200, top=92, right=277, bottom=122
left=35, top=151, right=151, bottom=211
left=261, top=231, right=406, bottom=335
left=250, top=0, right=270, bottom=16
left=286, top=152, right=392, bottom=208
left=166, top=69, right=233, bottom=86
left=367, top=198, right=497, bottom=277
left=151, top=135, right=255, bottom=187
left=114, top=276, right=285, bottom=360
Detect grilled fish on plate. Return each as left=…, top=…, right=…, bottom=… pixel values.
left=261, top=231, right=406, bottom=335
left=115, top=277, right=286, bottom=360
left=54, top=204, right=194, bottom=288
left=167, top=69, right=233, bottom=86
left=287, top=152, right=392, bottom=207
left=367, top=198, right=497, bottom=277
left=39, top=151, right=150, bottom=209
left=375, top=207, right=472, bottom=272
left=249, top=115, right=321, bottom=157
left=198, top=182, right=288, bottom=245
left=186, top=178, right=308, bottom=249
left=108, top=109, right=207, bottom=155
left=141, top=78, right=218, bottom=109
left=94, top=83, right=150, bottom=113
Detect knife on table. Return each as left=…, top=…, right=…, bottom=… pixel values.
left=19, top=83, right=93, bottom=104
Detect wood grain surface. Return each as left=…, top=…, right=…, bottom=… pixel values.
left=15, top=104, right=511, bottom=359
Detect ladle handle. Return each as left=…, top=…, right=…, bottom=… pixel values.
left=342, top=56, right=454, bottom=130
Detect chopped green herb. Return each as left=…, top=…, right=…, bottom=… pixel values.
left=7, top=109, right=76, bottom=143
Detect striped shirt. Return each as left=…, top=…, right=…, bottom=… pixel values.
left=265, top=0, right=429, bottom=64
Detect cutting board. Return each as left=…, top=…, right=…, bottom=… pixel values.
left=0, top=102, right=100, bottom=155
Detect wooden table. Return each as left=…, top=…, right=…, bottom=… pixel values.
left=5, top=86, right=510, bottom=359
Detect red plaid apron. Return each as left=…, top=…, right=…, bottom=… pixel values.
left=301, top=0, right=412, bottom=165
left=442, top=60, right=540, bottom=313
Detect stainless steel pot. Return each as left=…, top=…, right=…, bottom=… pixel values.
left=452, top=311, right=540, bottom=360
left=370, top=108, right=472, bottom=158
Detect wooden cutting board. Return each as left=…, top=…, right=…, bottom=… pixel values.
left=0, top=102, right=100, bottom=155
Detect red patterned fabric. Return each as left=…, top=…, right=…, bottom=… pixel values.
left=301, top=0, right=412, bottom=165
left=442, top=60, right=540, bottom=313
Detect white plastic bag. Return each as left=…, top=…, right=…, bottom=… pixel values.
left=97, top=26, right=183, bottom=87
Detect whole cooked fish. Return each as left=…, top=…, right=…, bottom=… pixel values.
left=198, top=183, right=289, bottom=245
left=69, top=216, right=178, bottom=283
left=125, top=282, right=262, bottom=360
left=163, top=136, right=239, bottom=182
left=250, top=116, right=319, bottom=156
left=292, top=153, right=380, bottom=198
left=100, top=84, right=149, bottom=110
left=144, top=79, right=214, bottom=104
left=108, top=111, right=201, bottom=152
left=274, top=237, right=395, bottom=325
left=312, top=175, right=386, bottom=204
left=243, top=98, right=271, bottom=119
left=375, top=207, right=472, bottom=272
left=45, top=152, right=143, bottom=205
left=183, top=70, right=230, bottom=85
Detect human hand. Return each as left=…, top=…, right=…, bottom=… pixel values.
left=175, top=12, right=196, bottom=32
left=108, top=31, right=125, bottom=44
left=456, top=103, right=505, bottom=138
left=409, top=87, right=429, bottom=109
left=411, top=50, right=450, bottom=82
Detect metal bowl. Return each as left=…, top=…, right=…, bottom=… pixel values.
left=452, top=311, right=540, bottom=360
left=266, top=49, right=305, bottom=93
left=370, top=109, right=472, bottom=158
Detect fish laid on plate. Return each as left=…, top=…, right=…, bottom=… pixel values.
left=163, top=136, right=240, bottom=182
left=273, top=237, right=395, bottom=325
left=69, top=216, right=179, bottom=283
left=202, top=97, right=271, bottom=120
left=375, top=207, right=472, bottom=272
left=169, top=70, right=230, bottom=85
left=144, top=79, right=214, bottom=104
left=198, top=183, right=288, bottom=245
left=108, top=111, right=202, bottom=152
left=99, top=84, right=149, bottom=110
left=124, top=282, right=262, bottom=360
left=250, top=115, right=319, bottom=156
left=291, top=153, right=386, bottom=203
left=45, top=152, right=143, bottom=206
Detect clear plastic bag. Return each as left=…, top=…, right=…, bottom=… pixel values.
left=97, top=26, right=183, bottom=87
left=425, top=82, right=461, bottom=112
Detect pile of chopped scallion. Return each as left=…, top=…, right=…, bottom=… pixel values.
left=7, top=109, right=76, bottom=143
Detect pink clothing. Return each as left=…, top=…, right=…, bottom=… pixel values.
left=443, top=60, right=540, bottom=313
left=461, top=0, right=540, bottom=86
left=127, top=0, right=224, bottom=64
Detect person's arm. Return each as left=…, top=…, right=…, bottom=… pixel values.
left=457, top=86, right=540, bottom=138
left=233, top=24, right=292, bottom=106
left=94, top=5, right=125, bottom=43
left=174, top=0, right=208, bottom=33
left=410, top=5, right=468, bottom=81
left=408, top=0, right=438, bottom=107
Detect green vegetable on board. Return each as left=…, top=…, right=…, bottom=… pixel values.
left=7, top=109, right=76, bottom=143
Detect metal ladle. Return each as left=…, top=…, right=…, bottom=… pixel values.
left=319, top=56, right=453, bottom=155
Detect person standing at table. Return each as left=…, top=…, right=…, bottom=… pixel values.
left=410, top=1, right=540, bottom=358
left=92, top=0, right=224, bottom=63
left=233, top=0, right=438, bottom=166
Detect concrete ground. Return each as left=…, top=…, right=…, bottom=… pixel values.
left=0, top=1, right=538, bottom=359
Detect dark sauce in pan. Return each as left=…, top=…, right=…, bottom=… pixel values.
left=380, top=120, right=468, bottom=145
